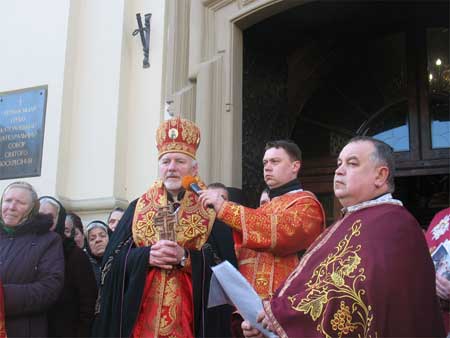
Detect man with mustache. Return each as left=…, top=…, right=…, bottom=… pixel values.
left=200, top=140, right=325, bottom=334
left=93, top=117, right=217, bottom=338
left=241, top=136, right=445, bottom=338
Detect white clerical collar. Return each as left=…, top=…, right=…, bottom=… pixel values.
left=342, top=193, right=403, bottom=214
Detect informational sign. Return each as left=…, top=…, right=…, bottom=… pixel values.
left=0, top=86, right=47, bottom=179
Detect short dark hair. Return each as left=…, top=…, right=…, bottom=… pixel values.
left=208, top=182, right=227, bottom=190
left=265, top=140, right=302, bottom=162
left=208, top=182, right=229, bottom=200
left=347, top=136, right=395, bottom=192
left=107, top=207, right=125, bottom=222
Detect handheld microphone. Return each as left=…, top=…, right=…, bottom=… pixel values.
left=182, top=176, right=215, bottom=209
left=181, top=175, right=203, bottom=195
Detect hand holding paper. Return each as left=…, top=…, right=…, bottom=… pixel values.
left=208, top=261, right=278, bottom=338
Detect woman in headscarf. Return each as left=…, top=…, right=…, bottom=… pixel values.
left=85, top=221, right=110, bottom=287
left=65, top=212, right=86, bottom=249
left=0, top=182, right=64, bottom=337
left=39, top=196, right=98, bottom=338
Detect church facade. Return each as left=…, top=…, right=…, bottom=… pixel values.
left=1, top=0, right=448, bottom=225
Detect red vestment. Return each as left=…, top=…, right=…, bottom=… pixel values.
left=425, top=207, right=450, bottom=333
left=265, top=203, right=445, bottom=337
left=131, top=180, right=215, bottom=338
left=218, top=190, right=324, bottom=298
left=426, top=207, right=450, bottom=253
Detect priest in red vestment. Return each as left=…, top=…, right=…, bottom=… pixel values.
left=241, top=136, right=445, bottom=338
left=200, top=140, right=324, bottom=299
left=92, top=117, right=220, bottom=338
left=200, top=140, right=325, bottom=336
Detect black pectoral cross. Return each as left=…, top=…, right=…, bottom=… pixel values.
left=154, top=205, right=177, bottom=241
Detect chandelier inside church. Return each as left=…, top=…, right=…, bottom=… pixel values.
left=429, top=57, right=450, bottom=94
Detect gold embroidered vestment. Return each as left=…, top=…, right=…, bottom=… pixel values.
left=131, top=180, right=215, bottom=338
left=218, top=190, right=325, bottom=298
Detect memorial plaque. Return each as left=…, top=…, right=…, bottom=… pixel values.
left=0, top=86, right=47, bottom=179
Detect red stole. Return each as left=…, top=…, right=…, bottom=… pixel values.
left=131, top=180, right=214, bottom=338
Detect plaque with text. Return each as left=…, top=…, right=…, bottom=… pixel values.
left=0, top=86, right=47, bottom=180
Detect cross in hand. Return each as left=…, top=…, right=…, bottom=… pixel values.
left=154, top=205, right=177, bottom=241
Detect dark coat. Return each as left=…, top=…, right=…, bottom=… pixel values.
left=47, top=241, right=97, bottom=338
left=41, top=195, right=98, bottom=337
left=202, top=219, right=238, bottom=338
left=91, top=199, right=153, bottom=338
left=0, top=214, right=64, bottom=337
left=85, top=251, right=102, bottom=288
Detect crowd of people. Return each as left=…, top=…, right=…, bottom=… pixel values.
left=0, top=116, right=448, bottom=337
left=0, top=184, right=125, bottom=337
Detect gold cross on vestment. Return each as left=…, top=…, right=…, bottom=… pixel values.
left=154, top=205, right=177, bottom=241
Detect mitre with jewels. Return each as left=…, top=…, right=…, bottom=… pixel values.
left=156, top=117, right=201, bottom=159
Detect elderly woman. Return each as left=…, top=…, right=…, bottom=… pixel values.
left=0, top=182, right=64, bottom=337
left=85, top=221, right=110, bottom=287
left=39, top=196, right=98, bottom=338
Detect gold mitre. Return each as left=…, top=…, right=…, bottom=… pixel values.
left=156, top=117, right=201, bottom=159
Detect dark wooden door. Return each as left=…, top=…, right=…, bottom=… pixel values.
left=292, top=11, right=449, bottom=226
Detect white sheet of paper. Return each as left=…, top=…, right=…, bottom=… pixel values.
left=208, top=261, right=278, bottom=338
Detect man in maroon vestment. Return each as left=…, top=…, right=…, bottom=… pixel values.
left=242, top=136, right=445, bottom=338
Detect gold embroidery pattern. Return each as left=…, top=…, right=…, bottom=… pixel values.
left=221, top=191, right=325, bottom=299
left=279, top=216, right=344, bottom=297
left=331, top=302, right=358, bottom=337
left=181, top=120, right=199, bottom=144
left=288, top=220, right=375, bottom=338
left=160, top=273, right=183, bottom=336
left=132, top=183, right=164, bottom=246
left=219, top=202, right=242, bottom=230
left=132, top=180, right=214, bottom=248
left=134, top=210, right=156, bottom=245
left=156, top=117, right=201, bottom=159
left=156, top=126, right=165, bottom=147
left=152, top=271, right=166, bottom=336
left=179, top=214, right=208, bottom=239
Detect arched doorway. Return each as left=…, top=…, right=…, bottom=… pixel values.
left=242, top=1, right=449, bottom=226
